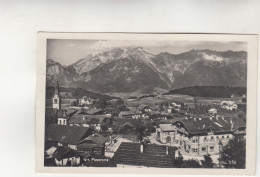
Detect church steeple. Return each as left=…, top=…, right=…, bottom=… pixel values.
left=53, top=80, right=61, bottom=109
left=54, top=80, right=60, bottom=96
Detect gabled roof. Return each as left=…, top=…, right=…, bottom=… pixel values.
left=78, top=133, right=107, bottom=147
left=57, top=109, right=67, bottom=118
left=112, top=142, right=177, bottom=168
left=159, top=124, right=175, bottom=132
left=45, top=124, right=92, bottom=145
left=53, top=146, right=77, bottom=161
left=172, top=116, right=246, bottom=135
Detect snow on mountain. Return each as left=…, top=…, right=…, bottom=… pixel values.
left=46, top=48, right=247, bottom=94
left=200, top=52, right=224, bottom=62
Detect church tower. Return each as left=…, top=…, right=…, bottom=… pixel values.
left=53, top=81, right=61, bottom=109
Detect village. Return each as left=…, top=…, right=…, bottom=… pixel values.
left=44, top=82, right=246, bottom=168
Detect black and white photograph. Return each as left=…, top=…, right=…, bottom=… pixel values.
left=36, top=33, right=257, bottom=174
left=2, top=1, right=260, bottom=177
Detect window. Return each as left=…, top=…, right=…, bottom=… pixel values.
left=63, top=120, right=66, bottom=125
left=192, top=137, right=198, bottom=143
left=210, top=146, right=214, bottom=152
left=192, top=148, right=198, bottom=153
left=54, top=99, right=58, bottom=103
left=166, top=136, right=171, bottom=143
left=222, top=136, right=225, bottom=141
left=203, top=137, right=207, bottom=142
left=211, top=136, right=214, bottom=142
left=202, top=147, right=206, bottom=152
left=227, top=135, right=230, bottom=139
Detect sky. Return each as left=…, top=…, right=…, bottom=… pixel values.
left=47, top=39, right=247, bottom=65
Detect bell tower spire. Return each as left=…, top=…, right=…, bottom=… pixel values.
left=53, top=80, right=61, bottom=109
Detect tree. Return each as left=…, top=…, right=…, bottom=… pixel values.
left=174, top=152, right=202, bottom=168
left=183, top=159, right=201, bottom=168
left=175, top=152, right=184, bottom=168
left=201, top=154, right=215, bottom=168
left=219, top=136, right=246, bottom=169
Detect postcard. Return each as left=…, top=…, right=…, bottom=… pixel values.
left=36, top=33, right=257, bottom=175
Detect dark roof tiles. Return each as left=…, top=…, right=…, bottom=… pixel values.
left=172, top=116, right=246, bottom=135
left=112, top=142, right=177, bottom=168
left=45, top=124, right=92, bottom=145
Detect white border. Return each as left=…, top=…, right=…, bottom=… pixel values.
left=36, top=33, right=257, bottom=175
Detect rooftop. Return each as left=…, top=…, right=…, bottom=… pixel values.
left=112, top=142, right=177, bottom=168
left=45, top=124, right=92, bottom=145
left=159, top=124, right=175, bottom=132
left=57, top=109, right=67, bottom=118
left=172, top=116, right=246, bottom=135
left=78, top=133, right=108, bottom=147
left=53, top=146, right=77, bottom=161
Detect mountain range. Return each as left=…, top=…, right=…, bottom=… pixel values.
left=46, top=47, right=247, bottom=94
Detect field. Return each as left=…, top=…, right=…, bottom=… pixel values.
left=46, top=89, right=243, bottom=113
left=110, top=92, right=243, bottom=110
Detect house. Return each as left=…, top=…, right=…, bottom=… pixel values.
left=221, top=101, right=238, bottom=111
left=77, top=133, right=108, bottom=156
left=171, top=101, right=181, bottom=109
left=57, top=109, right=68, bottom=125
left=138, top=104, right=151, bottom=113
left=156, top=124, right=176, bottom=144
left=68, top=114, right=112, bottom=132
left=118, top=122, right=136, bottom=134
left=118, top=110, right=141, bottom=119
left=208, top=108, right=218, bottom=115
left=80, top=96, right=93, bottom=106
left=166, top=101, right=182, bottom=113
left=112, top=142, right=178, bottom=168
left=45, top=124, right=93, bottom=150
left=156, top=116, right=246, bottom=155
left=53, top=146, right=80, bottom=166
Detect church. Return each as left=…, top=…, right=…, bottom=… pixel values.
left=50, top=81, right=69, bottom=125
left=52, top=81, right=61, bottom=110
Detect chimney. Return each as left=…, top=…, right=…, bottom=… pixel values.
left=166, top=147, right=169, bottom=155
left=140, top=143, right=144, bottom=153
left=230, top=118, right=234, bottom=130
